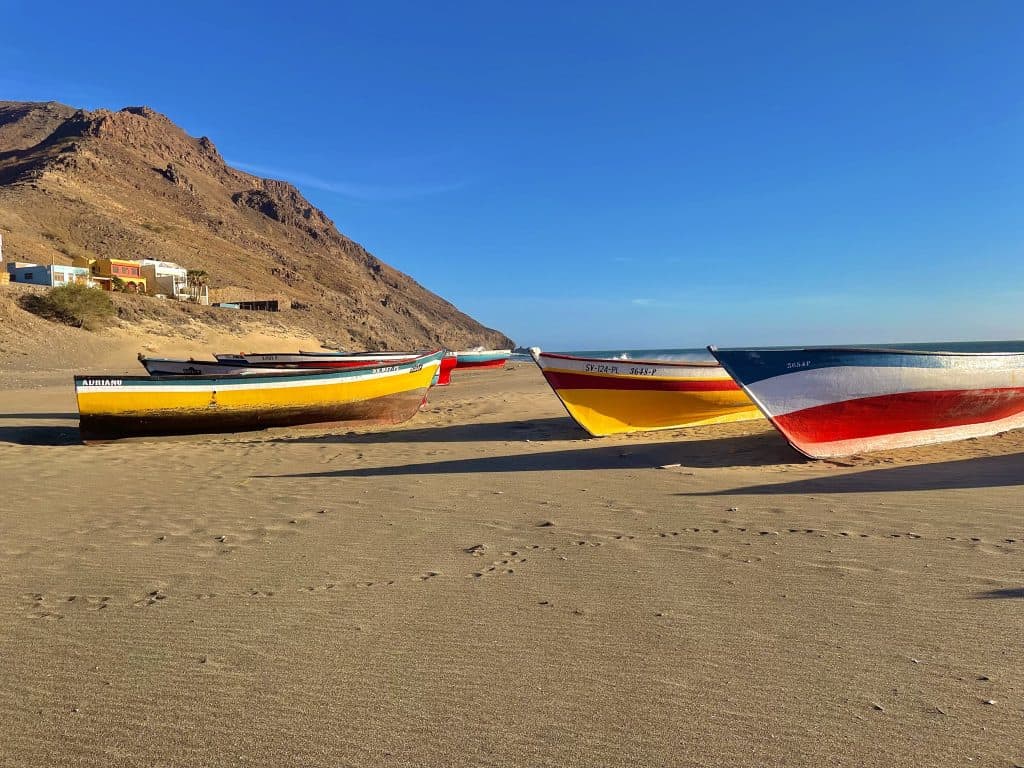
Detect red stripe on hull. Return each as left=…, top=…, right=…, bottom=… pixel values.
left=544, top=371, right=741, bottom=393
left=436, top=355, right=457, bottom=385
left=774, top=387, right=1024, bottom=445
left=455, top=358, right=508, bottom=370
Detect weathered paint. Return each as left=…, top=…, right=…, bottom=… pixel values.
left=139, top=357, right=286, bottom=376
left=76, top=351, right=443, bottom=440
left=709, top=345, right=1024, bottom=458
left=531, top=350, right=761, bottom=437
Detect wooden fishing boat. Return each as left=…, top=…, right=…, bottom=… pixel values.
left=213, top=350, right=420, bottom=368
left=138, top=356, right=285, bottom=376
left=454, top=348, right=511, bottom=370
left=530, top=349, right=761, bottom=436
left=76, top=350, right=444, bottom=440
left=436, top=352, right=457, bottom=385
left=708, top=344, right=1024, bottom=458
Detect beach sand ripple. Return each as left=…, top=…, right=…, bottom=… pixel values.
left=1, top=365, right=1022, bottom=767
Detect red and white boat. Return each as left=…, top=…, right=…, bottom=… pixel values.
left=454, top=348, right=511, bottom=370
left=709, top=344, right=1024, bottom=458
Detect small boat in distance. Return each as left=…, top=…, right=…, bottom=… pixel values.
left=530, top=348, right=761, bottom=436
left=214, top=351, right=420, bottom=368
left=454, top=348, right=511, bottom=370
left=76, top=350, right=444, bottom=440
left=709, top=344, right=1024, bottom=458
left=138, top=356, right=285, bottom=376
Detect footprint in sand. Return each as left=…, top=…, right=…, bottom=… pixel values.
left=28, top=611, right=64, bottom=620
left=472, top=550, right=531, bottom=578
left=133, top=589, right=169, bottom=607
left=299, top=583, right=339, bottom=592
left=652, top=526, right=935, bottom=543
left=21, top=592, right=111, bottom=615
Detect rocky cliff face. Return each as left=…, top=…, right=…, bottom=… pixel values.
left=0, top=101, right=512, bottom=350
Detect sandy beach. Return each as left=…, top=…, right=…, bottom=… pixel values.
left=1, top=362, right=1022, bottom=767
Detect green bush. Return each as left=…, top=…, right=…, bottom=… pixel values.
left=21, top=284, right=115, bottom=330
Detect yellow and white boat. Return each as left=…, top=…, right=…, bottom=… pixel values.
left=530, top=348, right=761, bottom=437
left=75, top=350, right=443, bottom=440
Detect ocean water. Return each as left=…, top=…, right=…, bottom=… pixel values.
left=513, top=340, right=1024, bottom=364
left=569, top=347, right=712, bottom=362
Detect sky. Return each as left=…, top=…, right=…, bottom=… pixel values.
left=2, top=0, right=1022, bottom=348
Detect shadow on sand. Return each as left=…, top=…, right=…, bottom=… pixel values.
left=0, top=412, right=78, bottom=420
left=685, top=453, right=1024, bottom=496
left=0, top=424, right=82, bottom=446
left=270, top=417, right=586, bottom=444
left=974, top=587, right=1024, bottom=599
left=257, top=430, right=804, bottom=479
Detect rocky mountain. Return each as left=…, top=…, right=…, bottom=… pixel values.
left=0, top=101, right=512, bottom=350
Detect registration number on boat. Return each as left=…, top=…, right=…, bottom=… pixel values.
left=628, top=366, right=657, bottom=376
left=786, top=360, right=812, bottom=369
left=584, top=363, right=620, bottom=374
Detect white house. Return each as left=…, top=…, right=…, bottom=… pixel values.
left=138, top=259, right=188, bottom=298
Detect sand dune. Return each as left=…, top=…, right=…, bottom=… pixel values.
left=1, top=364, right=1022, bottom=767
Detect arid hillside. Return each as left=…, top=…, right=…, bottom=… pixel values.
left=0, top=100, right=512, bottom=351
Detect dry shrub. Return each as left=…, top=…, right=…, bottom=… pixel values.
left=21, top=284, right=115, bottom=330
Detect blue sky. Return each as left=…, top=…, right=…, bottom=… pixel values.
left=2, top=1, right=1022, bottom=348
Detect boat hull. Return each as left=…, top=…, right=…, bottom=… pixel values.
left=454, top=349, right=511, bottom=370
left=139, top=357, right=284, bottom=376
left=214, top=352, right=419, bottom=368
left=76, top=352, right=443, bottom=440
left=436, top=353, right=457, bottom=385
left=709, top=346, right=1024, bottom=458
left=531, top=350, right=761, bottom=436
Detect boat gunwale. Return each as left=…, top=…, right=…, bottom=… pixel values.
left=229, top=351, right=421, bottom=360
left=295, top=350, right=422, bottom=357
left=138, top=357, right=301, bottom=377
left=708, top=344, right=1024, bottom=358
left=79, top=350, right=444, bottom=387
left=537, top=351, right=723, bottom=369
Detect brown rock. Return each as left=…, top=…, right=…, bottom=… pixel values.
left=0, top=101, right=512, bottom=351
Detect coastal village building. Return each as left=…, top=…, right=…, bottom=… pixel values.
left=209, top=286, right=288, bottom=312
left=72, top=256, right=147, bottom=293
left=5, top=262, right=96, bottom=288
left=138, top=259, right=188, bottom=298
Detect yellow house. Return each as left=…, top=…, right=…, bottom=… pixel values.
left=72, top=257, right=147, bottom=293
